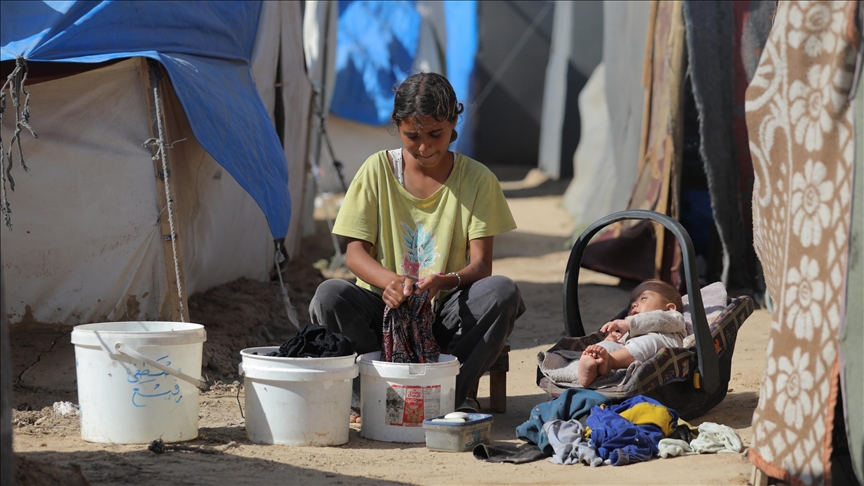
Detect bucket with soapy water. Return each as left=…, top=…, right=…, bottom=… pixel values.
left=239, top=347, right=358, bottom=446
left=70, top=321, right=206, bottom=444
left=358, top=351, right=459, bottom=443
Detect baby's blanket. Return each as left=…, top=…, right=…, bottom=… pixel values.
left=537, top=350, right=641, bottom=389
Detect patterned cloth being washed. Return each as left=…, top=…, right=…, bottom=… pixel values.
left=382, top=291, right=440, bottom=363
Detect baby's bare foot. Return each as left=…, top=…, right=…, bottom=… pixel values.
left=577, top=352, right=600, bottom=387
left=593, top=347, right=614, bottom=376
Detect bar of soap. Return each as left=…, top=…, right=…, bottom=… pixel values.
left=432, top=418, right=466, bottom=423
left=444, top=412, right=469, bottom=420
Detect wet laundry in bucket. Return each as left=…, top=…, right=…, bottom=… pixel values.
left=382, top=291, right=440, bottom=363
left=265, top=324, right=355, bottom=358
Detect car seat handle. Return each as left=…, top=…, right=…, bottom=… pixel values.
left=563, top=209, right=719, bottom=395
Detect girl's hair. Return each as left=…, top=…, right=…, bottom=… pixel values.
left=391, top=72, right=464, bottom=142
left=629, top=279, right=684, bottom=312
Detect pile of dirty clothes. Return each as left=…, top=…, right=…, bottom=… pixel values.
left=264, top=324, right=355, bottom=358
left=474, top=389, right=743, bottom=466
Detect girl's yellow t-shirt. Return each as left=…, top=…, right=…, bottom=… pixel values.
left=332, top=150, right=517, bottom=296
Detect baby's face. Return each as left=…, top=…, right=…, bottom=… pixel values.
left=629, top=290, right=672, bottom=315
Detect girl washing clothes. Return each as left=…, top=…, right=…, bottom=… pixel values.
left=310, top=72, right=525, bottom=414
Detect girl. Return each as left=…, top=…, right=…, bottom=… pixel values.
left=310, top=72, right=525, bottom=413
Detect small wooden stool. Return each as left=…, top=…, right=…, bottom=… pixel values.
left=468, top=344, right=510, bottom=413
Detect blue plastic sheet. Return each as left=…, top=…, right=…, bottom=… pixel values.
left=331, top=0, right=477, bottom=154
left=1, top=1, right=291, bottom=239
left=444, top=0, right=477, bottom=155
left=331, top=0, right=420, bottom=125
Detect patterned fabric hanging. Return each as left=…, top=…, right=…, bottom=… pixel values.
left=382, top=291, right=441, bottom=364
left=744, top=2, right=857, bottom=484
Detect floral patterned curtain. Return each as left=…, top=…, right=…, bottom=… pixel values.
left=745, top=2, right=857, bottom=484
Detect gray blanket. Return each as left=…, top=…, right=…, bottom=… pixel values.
left=537, top=350, right=640, bottom=389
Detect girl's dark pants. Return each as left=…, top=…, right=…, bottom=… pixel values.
left=309, top=275, right=525, bottom=408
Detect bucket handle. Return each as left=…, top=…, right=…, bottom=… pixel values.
left=408, top=364, right=426, bottom=376
left=114, top=342, right=209, bottom=391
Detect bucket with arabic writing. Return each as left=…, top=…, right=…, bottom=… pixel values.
left=71, top=321, right=206, bottom=444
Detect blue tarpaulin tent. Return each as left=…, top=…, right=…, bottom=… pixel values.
left=328, top=0, right=477, bottom=155
left=1, top=0, right=291, bottom=239
left=0, top=1, right=311, bottom=325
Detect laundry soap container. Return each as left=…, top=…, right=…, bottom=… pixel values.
left=239, top=347, right=358, bottom=446
left=423, top=413, right=493, bottom=452
left=357, top=351, right=459, bottom=443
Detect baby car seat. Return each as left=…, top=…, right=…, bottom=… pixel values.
left=536, top=210, right=755, bottom=420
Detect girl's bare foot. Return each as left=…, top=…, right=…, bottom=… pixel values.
left=350, top=411, right=361, bottom=424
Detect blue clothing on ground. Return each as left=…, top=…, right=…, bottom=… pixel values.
left=586, top=405, right=662, bottom=466
left=586, top=395, right=677, bottom=466
left=516, top=388, right=609, bottom=455
left=607, top=395, right=679, bottom=433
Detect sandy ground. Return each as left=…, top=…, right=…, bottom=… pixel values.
left=9, top=171, right=770, bottom=485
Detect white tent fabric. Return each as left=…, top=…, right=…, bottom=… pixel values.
left=415, top=1, right=447, bottom=75
left=277, top=1, right=314, bottom=258
left=0, top=59, right=277, bottom=324
left=252, top=1, right=313, bottom=259
left=562, top=63, right=620, bottom=234
left=159, top=75, right=273, bottom=298
left=561, top=1, right=648, bottom=226
left=537, top=1, right=574, bottom=180
left=252, top=1, right=281, bottom=127
left=302, top=0, right=340, bottom=233
left=602, top=1, right=649, bottom=196
left=1, top=60, right=171, bottom=323
left=1, top=3, right=312, bottom=325
left=303, top=0, right=338, bottom=115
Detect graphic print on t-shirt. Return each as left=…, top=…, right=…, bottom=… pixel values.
left=399, top=222, right=439, bottom=279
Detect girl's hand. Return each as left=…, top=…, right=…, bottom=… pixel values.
left=600, top=319, right=630, bottom=335
left=414, top=273, right=450, bottom=301
left=383, top=275, right=415, bottom=308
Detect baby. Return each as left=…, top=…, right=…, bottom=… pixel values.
left=577, top=280, right=687, bottom=387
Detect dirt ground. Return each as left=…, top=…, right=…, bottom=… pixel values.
left=9, top=170, right=770, bottom=485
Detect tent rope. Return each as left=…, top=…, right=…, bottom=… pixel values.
left=147, top=61, right=186, bottom=323
left=308, top=85, right=347, bottom=271
left=0, top=56, right=39, bottom=231
left=273, top=241, right=300, bottom=331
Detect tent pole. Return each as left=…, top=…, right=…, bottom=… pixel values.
left=139, top=58, right=189, bottom=323
left=637, top=1, right=659, bottom=176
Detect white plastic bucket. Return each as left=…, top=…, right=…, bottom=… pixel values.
left=358, top=351, right=459, bottom=443
left=239, top=347, right=358, bottom=446
left=70, top=321, right=206, bottom=444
